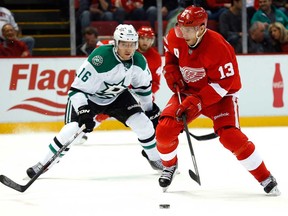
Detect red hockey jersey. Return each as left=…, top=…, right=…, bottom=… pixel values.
left=163, top=28, right=242, bottom=108
left=140, top=47, right=162, bottom=94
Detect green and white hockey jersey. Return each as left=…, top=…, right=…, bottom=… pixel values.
left=69, top=45, right=153, bottom=111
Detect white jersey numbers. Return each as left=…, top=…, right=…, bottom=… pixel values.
left=218, top=62, right=235, bottom=79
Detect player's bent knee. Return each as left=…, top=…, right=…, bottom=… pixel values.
left=126, top=112, right=154, bottom=140
left=217, top=127, right=251, bottom=156
left=57, top=122, right=84, bottom=145
left=156, top=117, right=181, bottom=146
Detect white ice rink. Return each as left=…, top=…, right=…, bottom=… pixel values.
left=0, top=127, right=287, bottom=216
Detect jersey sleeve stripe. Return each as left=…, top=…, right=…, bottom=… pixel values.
left=209, top=83, right=228, bottom=97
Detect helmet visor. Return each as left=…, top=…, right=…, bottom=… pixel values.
left=174, top=25, right=199, bottom=39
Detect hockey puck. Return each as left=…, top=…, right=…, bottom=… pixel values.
left=159, top=204, right=170, bottom=209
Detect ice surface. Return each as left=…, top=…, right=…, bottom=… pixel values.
left=0, top=127, right=287, bottom=216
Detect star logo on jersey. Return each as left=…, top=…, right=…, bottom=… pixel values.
left=92, top=55, right=103, bottom=66
left=99, top=78, right=126, bottom=98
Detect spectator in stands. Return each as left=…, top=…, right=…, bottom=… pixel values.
left=0, top=23, right=30, bottom=57
left=0, top=6, right=35, bottom=55
left=204, top=0, right=231, bottom=21
left=272, top=0, right=288, bottom=16
left=76, top=26, right=99, bottom=56
left=111, top=0, right=145, bottom=24
left=268, top=21, right=288, bottom=52
left=248, top=21, right=277, bottom=53
left=219, top=0, right=248, bottom=53
left=137, top=26, right=162, bottom=100
left=78, top=0, right=114, bottom=33
left=143, top=0, right=180, bottom=29
left=250, top=0, right=288, bottom=28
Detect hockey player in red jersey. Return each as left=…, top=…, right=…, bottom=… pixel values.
left=137, top=26, right=162, bottom=100
left=156, top=5, right=280, bottom=196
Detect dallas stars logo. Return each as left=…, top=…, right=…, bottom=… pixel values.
left=98, top=78, right=126, bottom=98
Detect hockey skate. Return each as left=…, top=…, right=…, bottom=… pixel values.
left=26, top=162, right=46, bottom=179
left=159, top=164, right=178, bottom=192
left=141, top=150, right=163, bottom=172
left=261, top=175, right=281, bottom=196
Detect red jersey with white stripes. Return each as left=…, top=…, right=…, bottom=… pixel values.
left=140, top=47, right=162, bottom=94
left=163, top=28, right=241, bottom=108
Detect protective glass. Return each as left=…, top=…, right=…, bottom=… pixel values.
left=174, top=25, right=199, bottom=38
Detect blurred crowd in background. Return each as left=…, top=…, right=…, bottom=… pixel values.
left=1, top=0, right=288, bottom=57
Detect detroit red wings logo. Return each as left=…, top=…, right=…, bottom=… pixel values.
left=180, top=66, right=206, bottom=83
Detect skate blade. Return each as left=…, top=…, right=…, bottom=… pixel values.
left=266, top=186, right=281, bottom=196
left=162, top=187, right=168, bottom=193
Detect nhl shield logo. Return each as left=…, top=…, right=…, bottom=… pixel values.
left=92, top=55, right=103, bottom=66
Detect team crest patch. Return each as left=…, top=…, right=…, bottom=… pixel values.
left=92, top=55, right=103, bottom=66
left=180, top=66, right=206, bottom=83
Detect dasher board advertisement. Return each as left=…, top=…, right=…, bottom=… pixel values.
left=0, top=57, right=84, bottom=123
left=0, top=55, right=287, bottom=124
left=236, top=55, right=287, bottom=117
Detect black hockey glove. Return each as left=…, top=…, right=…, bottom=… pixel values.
left=145, top=102, right=161, bottom=129
left=78, top=105, right=95, bottom=133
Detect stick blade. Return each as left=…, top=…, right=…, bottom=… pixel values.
left=188, top=170, right=201, bottom=185
left=189, top=132, right=218, bottom=141
left=0, top=175, right=26, bottom=192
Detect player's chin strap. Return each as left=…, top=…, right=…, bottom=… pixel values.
left=189, top=28, right=207, bottom=48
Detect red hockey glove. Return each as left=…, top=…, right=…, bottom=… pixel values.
left=163, top=65, right=185, bottom=93
left=176, top=95, right=202, bottom=120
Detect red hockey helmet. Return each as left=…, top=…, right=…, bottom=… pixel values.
left=137, top=26, right=155, bottom=38
left=177, top=6, right=208, bottom=28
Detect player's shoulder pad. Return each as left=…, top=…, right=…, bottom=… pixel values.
left=88, top=45, right=119, bottom=73
left=133, top=51, right=147, bottom=71
left=202, top=30, right=232, bottom=61
left=165, top=28, right=177, bottom=41
left=163, top=28, right=178, bottom=51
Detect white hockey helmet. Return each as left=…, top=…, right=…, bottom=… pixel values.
left=113, top=24, right=139, bottom=49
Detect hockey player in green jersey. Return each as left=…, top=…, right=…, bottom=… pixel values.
left=26, top=24, right=163, bottom=179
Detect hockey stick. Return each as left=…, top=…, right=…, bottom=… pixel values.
left=176, top=87, right=201, bottom=185
left=0, top=125, right=86, bottom=193
left=189, top=131, right=218, bottom=141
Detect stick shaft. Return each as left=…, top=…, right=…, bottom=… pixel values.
left=176, top=87, right=201, bottom=185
